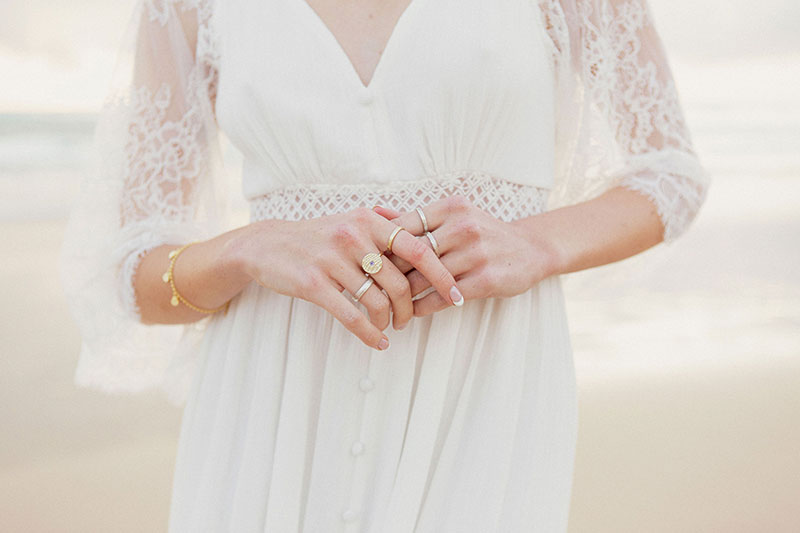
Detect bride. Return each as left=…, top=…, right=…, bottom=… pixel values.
left=61, top=0, right=709, bottom=530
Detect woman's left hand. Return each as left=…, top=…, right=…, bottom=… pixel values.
left=373, top=195, right=564, bottom=316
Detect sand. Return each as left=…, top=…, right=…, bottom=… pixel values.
left=1, top=173, right=799, bottom=531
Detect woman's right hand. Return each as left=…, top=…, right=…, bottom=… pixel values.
left=227, top=207, right=464, bottom=350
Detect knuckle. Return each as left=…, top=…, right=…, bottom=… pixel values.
left=408, top=238, right=430, bottom=263
left=457, top=218, right=481, bottom=239
left=437, top=268, right=453, bottom=286
left=447, top=194, right=472, bottom=213
left=340, top=308, right=363, bottom=328
left=387, top=276, right=411, bottom=297
left=351, top=206, right=373, bottom=225
left=480, top=270, right=497, bottom=294
left=331, top=223, right=358, bottom=246
left=298, top=269, right=324, bottom=298
left=374, top=294, right=391, bottom=314
left=474, top=240, right=490, bottom=265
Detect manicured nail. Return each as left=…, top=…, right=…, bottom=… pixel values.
left=372, top=205, right=382, bottom=211
left=450, top=285, right=464, bottom=306
left=397, top=321, right=407, bottom=331
left=378, top=337, right=390, bottom=350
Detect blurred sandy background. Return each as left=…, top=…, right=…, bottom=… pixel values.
left=2, top=1, right=799, bottom=531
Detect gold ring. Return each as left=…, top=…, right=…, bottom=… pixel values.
left=425, top=231, right=440, bottom=257
left=415, top=206, right=429, bottom=233
left=352, top=275, right=374, bottom=302
left=361, top=252, right=383, bottom=274
left=387, top=226, right=404, bottom=252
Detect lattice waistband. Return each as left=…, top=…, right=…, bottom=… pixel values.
left=248, top=169, right=550, bottom=222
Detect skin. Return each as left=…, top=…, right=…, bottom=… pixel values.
left=303, top=0, right=414, bottom=88
left=372, top=185, right=664, bottom=316
left=136, top=208, right=463, bottom=351
left=133, top=0, right=666, bottom=349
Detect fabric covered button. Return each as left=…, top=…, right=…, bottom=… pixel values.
left=356, top=89, right=374, bottom=106
left=359, top=377, right=374, bottom=392
left=341, top=509, right=358, bottom=522
left=350, top=440, right=365, bottom=456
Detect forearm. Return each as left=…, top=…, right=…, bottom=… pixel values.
left=134, top=225, right=256, bottom=325
left=518, top=185, right=665, bottom=277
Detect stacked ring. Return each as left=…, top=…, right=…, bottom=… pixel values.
left=387, top=226, right=404, bottom=253
left=352, top=275, right=374, bottom=302
left=425, top=231, right=440, bottom=257
left=415, top=206, right=429, bottom=233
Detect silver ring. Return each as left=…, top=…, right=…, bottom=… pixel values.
left=352, top=275, right=374, bottom=302
left=425, top=231, right=440, bottom=257
left=415, top=206, right=429, bottom=233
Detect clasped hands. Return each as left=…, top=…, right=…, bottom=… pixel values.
left=241, top=194, right=561, bottom=351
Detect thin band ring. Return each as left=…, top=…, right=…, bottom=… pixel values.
left=425, top=231, right=440, bottom=257
left=352, top=275, right=374, bottom=302
left=415, top=206, right=429, bottom=233
left=387, top=226, right=404, bottom=253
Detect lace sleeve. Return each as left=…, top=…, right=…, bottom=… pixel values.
left=59, top=0, right=228, bottom=404
left=539, top=0, right=710, bottom=243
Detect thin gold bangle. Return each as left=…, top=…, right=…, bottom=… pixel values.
left=161, top=241, right=230, bottom=314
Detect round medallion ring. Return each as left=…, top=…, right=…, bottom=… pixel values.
left=361, top=252, right=383, bottom=275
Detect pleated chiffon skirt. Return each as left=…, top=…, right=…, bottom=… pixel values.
left=168, top=270, right=578, bottom=532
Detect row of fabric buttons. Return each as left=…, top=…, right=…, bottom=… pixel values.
left=342, top=375, right=375, bottom=524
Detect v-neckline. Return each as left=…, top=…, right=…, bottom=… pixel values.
left=296, top=0, right=425, bottom=92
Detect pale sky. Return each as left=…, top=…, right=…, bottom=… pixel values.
left=1, top=0, right=799, bottom=112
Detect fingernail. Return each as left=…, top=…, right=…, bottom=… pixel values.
left=378, top=337, right=390, bottom=350
left=450, top=285, right=464, bottom=307
left=372, top=205, right=382, bottom=211
left=397, top=322, right=407, bottom=331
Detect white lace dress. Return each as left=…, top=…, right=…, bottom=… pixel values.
left=59, top=0, right=710, bottom=531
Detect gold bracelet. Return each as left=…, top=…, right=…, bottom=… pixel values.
left=161, top=241, right=230, bottom=314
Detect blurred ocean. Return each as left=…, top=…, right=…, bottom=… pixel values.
left=0, top=113, right=95, bottom=221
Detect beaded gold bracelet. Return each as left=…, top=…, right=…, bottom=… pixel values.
left=162, top=241, right=230, bottom=314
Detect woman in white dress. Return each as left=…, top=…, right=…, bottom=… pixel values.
left=60, top=0, right=710, bottom=531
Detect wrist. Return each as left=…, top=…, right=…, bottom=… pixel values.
left=218, top=224, right=257, bottom=282
left=219, top=219, right=282, bottom=283
left=512, top=215, right=567, bottom=280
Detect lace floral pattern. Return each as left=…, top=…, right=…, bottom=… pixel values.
left=110, top=0, right=222, bottom=319
left=250, top=170, right=550, bottom=223
left=536, top=0, right=710, bottom=243
left=60, top=0, right=225, bottom=402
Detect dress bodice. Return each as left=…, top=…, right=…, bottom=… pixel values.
left=214, top=0, right=556, bottom=202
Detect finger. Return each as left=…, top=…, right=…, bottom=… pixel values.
left=387, top=228, right=452, bottom=276
left=328, top=236, right=391, bottom=331
left=358, top=254, right=414, bottom=331
left=407, top=249, right=474, bottom=297
left=385, top=229, right=464, bottom=307
left=382, top=195, right=472, bottom=235
left=412, top=272, right=483, bottom=316
left=339, top=271, right=390, bottom=331
left=385, top=247, right=414, bottom=274
left=316, top=283, right=390, bottom=350
left=362, top=208, right=463, bottom=307
left=372, top=205, right=402, bottom=220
